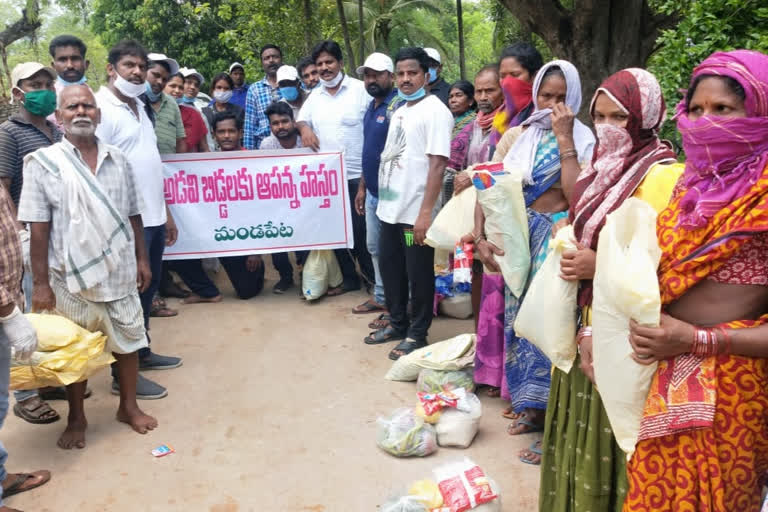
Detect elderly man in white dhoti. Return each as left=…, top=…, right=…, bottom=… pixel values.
left=18, top=84, right=157, bottom=449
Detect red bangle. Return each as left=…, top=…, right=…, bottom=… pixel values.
left=718, top=326, right=732, bottom=355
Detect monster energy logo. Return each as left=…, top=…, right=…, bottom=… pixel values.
left=404, top=230, right=414, bottom=247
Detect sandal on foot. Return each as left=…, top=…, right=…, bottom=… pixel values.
left=364, top=326, right=406, bottom=345
left=352, top=299, right=386, bottom=314
left=368, top=313, right=391, bottom=330
left=13, top=397, right=59, bottom=424
left=150, top=297, right=177, bottom=317
left=38, top=386, right=92, bottom=401
left=2, top=470, right=51, bottom=498
left=507, top=413, right=544, bottom=436
left=501, top=407, right=521, bottom=420
left=389, top=338, right=428, bottom=360
left=519, top=441, right=543, bottom=465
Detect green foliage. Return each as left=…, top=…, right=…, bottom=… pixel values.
left=647, top=0, right=768, bottom=142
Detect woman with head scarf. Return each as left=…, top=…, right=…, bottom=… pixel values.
left=470, top=60, right=595, bottom=421
left=536, top=68, right=681, bottom=511
left=622, top=50, right=768, bottom=512
left=448, top=80, right=477, bottom=137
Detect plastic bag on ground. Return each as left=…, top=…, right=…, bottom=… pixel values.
left=439, top=294, right=473, bottom=319
left=474, top=163, right=530, bottom=297
left=435, top=393, right=482, bottom=448
left=301, top=250, right=343, bottom=301
left=385, top=334, right=476, bottom=382
left=417, top=369, right=475, bottom=395
left=592, top=198, right=662, bottom=456
left=377, top=408, right=438, bottom=458
left=514, top=225, right=579, bottom=373
left=10, top=314, right=115, bottom=390
left=380, top=496, right=428, bottom=512
left=426, top=186, right=477, bottom=250
left=434, top=458, right=501, bottom=512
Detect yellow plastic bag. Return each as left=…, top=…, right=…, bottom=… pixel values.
left=592, top=198, right=661, bottom=456
left=10, top=314, right=115, bottom=390
left=514, top=225, right=579, bottom=373
left=476, top=167, right=530, bottom=297
left=408, top=479, right=443, bottom=509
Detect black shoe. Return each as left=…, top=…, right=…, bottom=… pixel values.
left=273, top=278, right=295, bottom=294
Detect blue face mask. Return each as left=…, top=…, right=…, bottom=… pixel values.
left=176, top=96, right=195, bottom=105
left=428, top=68, right=438, bottom=84
left=397, top=87, right=426, bottom=102
left=144, top=82, right=161, bottom=102
left=56, top=75, right=87, bottom=87
left=279, top=86, right=299, bottom=102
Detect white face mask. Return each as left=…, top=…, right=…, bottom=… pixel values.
left=113, top=73, right=146, bottom=98
left=319, top=72, right=344, bottom=89
left=213, top=90, right=233, bottom=103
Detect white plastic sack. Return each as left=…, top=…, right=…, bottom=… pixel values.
left=514, top=225, right=579, bottom=373
left=476, top=168, right=530, bottom=297
left=433, top=458, right=501, bottom=512
left=592, top=198, right=662, bottom=457
left=376, top=408, right=438, bottom=458
left=385, top=334, right=476, bottom=382
left=301, top=250, right=343, bottom=301
left=439, top=294, right=473, bottom=319
left=426, top=186, right=478, bottom=250
left=436, top=393, right=482, bottom=448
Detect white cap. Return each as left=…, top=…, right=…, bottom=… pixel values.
left=147, top=53, right=179, bottom=76
left=228, top=62, right=245, bottom=73
left=276, top=65, right=299, bottom=83
left=424, top=48, right=441, bottom=64
left=356, top=52, right=394, bottom=75
left=9, top=62, right=56, bottom=103
left=179, top=67, right=205, bottom=86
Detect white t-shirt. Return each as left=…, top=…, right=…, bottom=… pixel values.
left=95, top=87, right=167, bottom=227
left=297, top=74, right=371, bottom=180
left=376, top=94, right=453, bottom=225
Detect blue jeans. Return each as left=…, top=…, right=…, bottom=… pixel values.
left=0, top=329, right=11, bottom=505
left=139, top=224, right=166, bottom=359
left=365, top=193, right=385, bottom=305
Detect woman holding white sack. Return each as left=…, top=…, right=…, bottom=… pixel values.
left=469, top=60, right=595, bottom=437
left=537, top=69, right=681, bottom=510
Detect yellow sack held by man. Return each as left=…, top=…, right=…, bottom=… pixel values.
left=10, top=314, right=115, bottom=390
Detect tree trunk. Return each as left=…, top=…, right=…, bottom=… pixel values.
left=358, top=0, right=365, bottom=64
left=457, top=0, right=466, bottom=80
left=0, top=4, right=42, bottom=100
left=497, top=0, right=678, bottom=122
left=336, top=0, right=357, bottom=73
left=303, top=0, right=314, bottom=54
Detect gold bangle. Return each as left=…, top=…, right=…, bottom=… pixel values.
left=560, top=149, right=578, bottom=161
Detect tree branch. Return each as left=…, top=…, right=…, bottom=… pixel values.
left=0, top=7, right=41, bottom=48
left=498, top=0, right=568, bottom=50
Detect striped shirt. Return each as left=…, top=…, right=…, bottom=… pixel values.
left=18, top=137, right=143, bottom=302
left=0, top=185, right=22, bottom=308
left=243, top=77, right=282, bottom=150
left=151, top=93, right=186, bottom=155
left=0, top=114, right=62, bottom=206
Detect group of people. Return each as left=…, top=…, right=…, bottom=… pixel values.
left=0, top=27, right=764, bottom=512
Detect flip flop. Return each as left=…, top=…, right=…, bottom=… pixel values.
left=368, top=313, right=391, bottom=330
left=389, top=338, right=428, bottom=360
left=352, top=299, right=387, bottom=314
left=2, top=470, right=51, bottom=498
left=501, top=407, right=521, bottom=420
left=364, top=326, right=406, bottom=345
left=507, top=413, right=544, bottom=436
left=519, top=441, right=543, bottom=465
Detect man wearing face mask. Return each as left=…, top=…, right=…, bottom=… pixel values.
left=297, top=40, right=375, bottom=296
left=94, top=40, right=182, bottom=400
left=244, top=44, right=283, bottom=150
left=353, top=52, right=400, bottom=317
left=367, top=47, right=453, bottom=358
left=276, top=65, right=306, bottom=120
left=0, top=62, right=63, bottom=426
left=143, top=53, right=186, bottom=155
left=424, top=48, right=450, bottom=107
left=49, top=35, right=89, bottom=91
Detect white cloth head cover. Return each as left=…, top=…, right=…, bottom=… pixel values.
left=503, top=59, right=595, bottom=185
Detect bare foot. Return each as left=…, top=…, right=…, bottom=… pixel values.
left=182, top=294, right=222, bottom=304
left=117, top=406, right=158, bottom=434
left=486, top=386, right=501, bottom=397
left=57, top=418, right=87, bottom=449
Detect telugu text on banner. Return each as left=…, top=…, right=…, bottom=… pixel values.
left=160, top=149, right=352, bottom=260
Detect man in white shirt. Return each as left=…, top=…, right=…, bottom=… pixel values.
left=365, top=47, right=453, bottom=360
left=94, top=40, right=182, bottom=399
left=297, top=40, right=375, bottom=295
